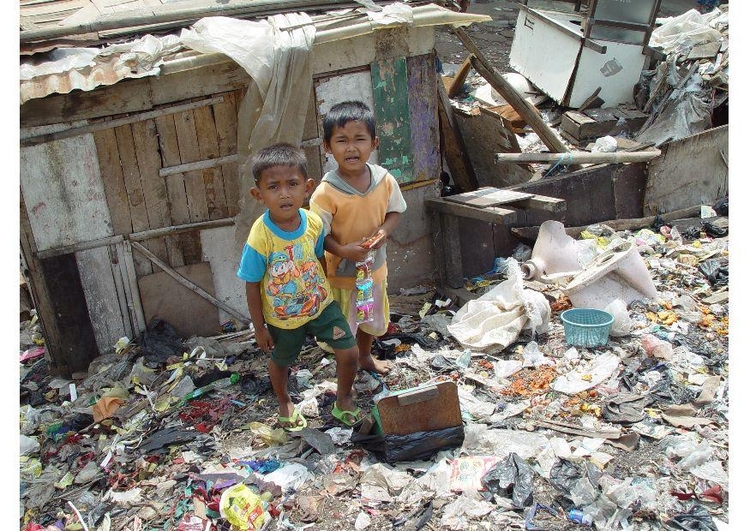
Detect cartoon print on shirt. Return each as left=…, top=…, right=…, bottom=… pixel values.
left=266, top=243, right=326, bottom=319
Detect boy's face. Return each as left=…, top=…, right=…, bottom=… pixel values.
left=250, top=165, right=313, bottom=226
left=324, top=120, right=379, bottom=179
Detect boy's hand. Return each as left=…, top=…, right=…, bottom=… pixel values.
left=362, top=229, right=387, bottom=250
left=255, top=325, right=274, bottom=353
left=341, top=241, right=370, bottom=262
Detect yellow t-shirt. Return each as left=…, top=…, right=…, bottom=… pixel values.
left=309, top=163, right=407, bottom=290
left=236, top=210, right=332, bottom=329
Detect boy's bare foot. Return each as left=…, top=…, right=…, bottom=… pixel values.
left=359, top=354, right=391, bottom=375
left=278, top=400, right=306, bottom=431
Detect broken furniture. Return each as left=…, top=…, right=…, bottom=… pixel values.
left=510, top=0, right=663, bottom=108
left=560, top=106, right=649, bottom=144
left=426, top=187, right=566, bottom=297
left=364, top=381, right=465, bottom=463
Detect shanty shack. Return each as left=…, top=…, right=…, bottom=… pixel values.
left=19, top=0, right=729, bottom=379
left=20, top=0, right=491, bottom=377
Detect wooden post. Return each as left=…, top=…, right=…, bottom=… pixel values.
left=437, top=76, right=479, bottom=193
left=453, top=27, right=579, bottom=169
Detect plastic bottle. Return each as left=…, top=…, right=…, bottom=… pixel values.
left=568, top=508, right=593, bottom=526
left=182, top=373, right=240, bottom=401
left=355, top=253, right=375, bottom=324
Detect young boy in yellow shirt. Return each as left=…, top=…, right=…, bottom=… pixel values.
left=310, top=101, right=407, bottom=376
left=237, top=143, right=363, bottom=428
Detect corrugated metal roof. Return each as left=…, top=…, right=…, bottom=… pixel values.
left=20, top=2, right=491, bottom=105
left=19, top=0, right=402, bottom=51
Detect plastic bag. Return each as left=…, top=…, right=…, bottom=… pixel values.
left=448, top=259, right=551, bottom=351
left=351, top=426, right=465, bottom=464
left=698, top=258, right=728, bottom=287
left=219, top=483, right=267, bottom=531
left=480, top=453, right=534, bottom=508
left=592, top=135, right=617, bottom=153
left=138, top=319, right=186, bottom=365
left=605, top=299, right=632, bottom=337
left=641, top=333, right=673, bottom=359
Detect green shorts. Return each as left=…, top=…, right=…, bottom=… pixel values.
left=267, top=301, right=356, bottom=366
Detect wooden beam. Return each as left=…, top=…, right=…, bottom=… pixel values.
left=34, top=218, right=235, bottom=259
left=130, top=241, right=250, bottom=325
left=511, top=205, right=703, bottom=241
left=453, top=27, right=577, bottom=166
left=437, top=76, right=478, bottom=193
left=426, top=198, right=518, bottom=225
left=446, top=56, right=473, bottom=98
left=20, top=96, right=226, bottom=148
left=494, top=150, right=661, bottom=165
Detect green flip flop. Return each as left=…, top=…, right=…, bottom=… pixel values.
left=331, top=402, right=364, bottom=427
left=278, top=407, right=307, bottom=432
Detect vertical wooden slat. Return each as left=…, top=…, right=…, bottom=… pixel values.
left=119, top=240, right=147, bottom=334
left=302, top=86, right=322, bottom=184
left=108, top=243, right=134, bottom=340
left=407, top=53, right=440, bottom=183
left=154, top=114, right=188, bottom=268
left=213, top=90, right=240, bottom=216
left=114, top=123, right=152, bottom=276
left=371, top=57, right=414, bottom=183
left=93, top=128, right=133, bottom=236
left=173, top=110, right=205, bottom=264
left=174, top=110, right=209, bottom=218
left=194, top=104, right=228, bottom=220
left=132, top=119, right=169, bottom=263
left=75, top=247, right=128, bottom=353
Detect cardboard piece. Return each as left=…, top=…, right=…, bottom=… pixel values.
left=138, top=262, right=221, bottom=339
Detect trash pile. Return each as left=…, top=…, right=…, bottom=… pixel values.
left=634, top=5, right=729, bottom=148
left=20, top=208, right=729, bottom=530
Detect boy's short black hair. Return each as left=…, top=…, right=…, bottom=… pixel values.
left=323, top=101, right=376, bottom=144
left=251, top=143, right=308, bottom=184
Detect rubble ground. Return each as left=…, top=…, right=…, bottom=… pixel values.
left=19, top=220, right=729, bottom=531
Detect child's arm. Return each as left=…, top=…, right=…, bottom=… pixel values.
left=246, top=282, right=274, bottom=352
left=324, top=234, right=370, bottom=263
left=368, top=211, right=401, bottom=250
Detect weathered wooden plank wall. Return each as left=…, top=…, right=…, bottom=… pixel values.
left=213, top=91, right=241, bottom=215
left=76, top=247, right=130, bottom=350
left=154, top=113, right=190, bottom=268
left=20, top=134, right=113, bottom=252
left=406, top=53, right=440, bottom=184
left=643, top=125, right=728, bottom=216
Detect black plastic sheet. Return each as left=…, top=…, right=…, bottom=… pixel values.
left=666, top=504, right=719, bottom=530
left=351, top=425, right=464, bottom=464
left=698, top=258, right=729, bottom=287
left=481, top=452, right=534, bottom=508
left=138, top=319, right=186, bottom=366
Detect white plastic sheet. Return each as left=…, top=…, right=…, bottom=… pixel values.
left=181, top=13, right=317, bottom=256
left=448, top=259, right=551, bottom=351
left=551, top=351, right=621, bottom=394
left=650, top=9, right=723, bottom=56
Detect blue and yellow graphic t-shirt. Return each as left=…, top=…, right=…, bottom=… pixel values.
left=237, top=209, right=333, bottom=329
